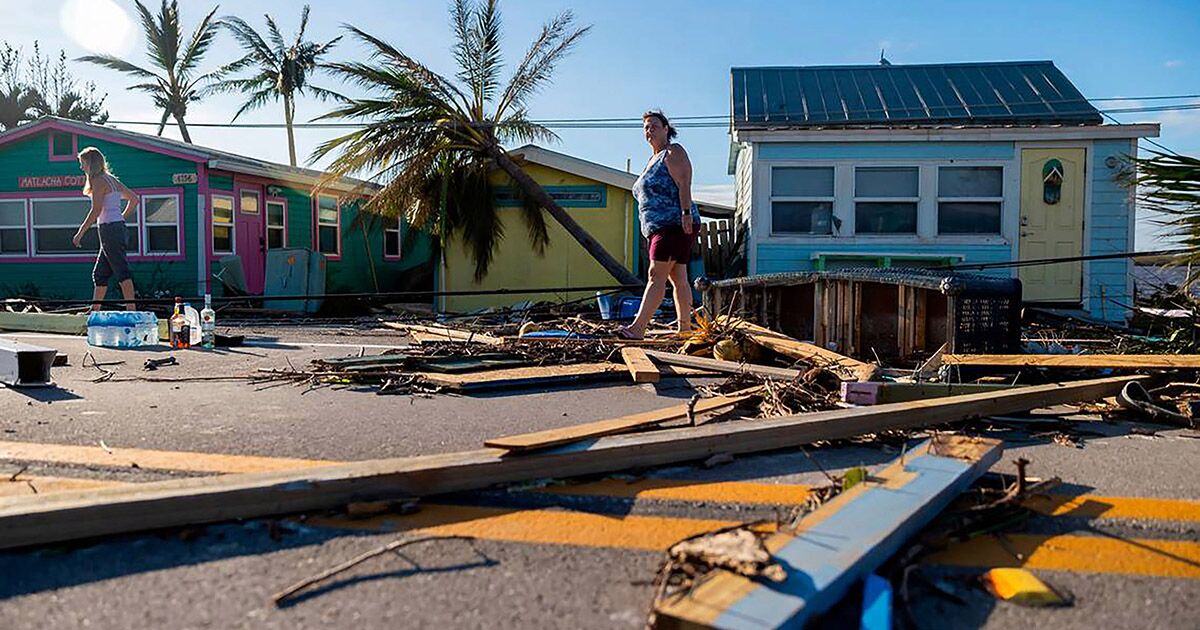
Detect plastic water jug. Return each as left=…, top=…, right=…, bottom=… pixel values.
left=182, top=303, right=202, bottom=346
left=86, top=311, right=160, bottom=348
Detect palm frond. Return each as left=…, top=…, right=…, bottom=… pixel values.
left=75, top=54, right=160, bottom=80
left=495, top=11, right=589, bottom=120
left=264, top=14, right=287, bottom=51
left=178, top=5, right=222, bottom=77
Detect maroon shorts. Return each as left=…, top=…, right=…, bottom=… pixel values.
left=648, top=225, right=694, bottom=263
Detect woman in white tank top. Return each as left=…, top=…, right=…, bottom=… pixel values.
left=73, top=147, right=140, bottom=310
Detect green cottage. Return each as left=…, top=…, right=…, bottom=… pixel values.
left=0, top=117, right=432, bottom=306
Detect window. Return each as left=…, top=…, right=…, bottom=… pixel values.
left=50, top=132, right=75, bottom=159
left=854, top=167, right=918, bottom=234
left=938, top=167, right=1003, bottom=234
left=141, top=195, right=180, bottom=254
left=316, top=194, right=340, bottom=255
left=266, top=200, right=286, bottom=249
left=240, top=189, right=260, bottom=214
left=212, top=194, right=234, bottom=254
left=384, top=217, right=402, bottom=258
left=32, top=198, right=96, bottom=254
left=770, top=167, right=834, bottom=235
left=0, top=199, right=27, bottom=255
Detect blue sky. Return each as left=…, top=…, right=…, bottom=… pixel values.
left=8, top=0, right=1199, bottom=247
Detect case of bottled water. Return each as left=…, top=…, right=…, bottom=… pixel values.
left=86, top=311, right=160, bottom=348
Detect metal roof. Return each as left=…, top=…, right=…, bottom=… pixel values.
left=731, top=61, right=1102, bottom=129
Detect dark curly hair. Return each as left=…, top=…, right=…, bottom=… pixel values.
left=642, top=110, right=677, bottom=140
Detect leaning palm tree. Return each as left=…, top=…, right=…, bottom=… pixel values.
left=313, top=0, right=638, bottom=285
left=1124, top=150, right=1200, bottom=284
left=0, top=86, right=37, bottom=130
left=78, top=0, right=221, bottom=142
left=210, top=5, right=342, bottom=166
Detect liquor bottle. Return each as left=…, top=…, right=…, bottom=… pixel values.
left=169, top=297, right=190, bottom=349
left=200, top=294, right=216, bottom=349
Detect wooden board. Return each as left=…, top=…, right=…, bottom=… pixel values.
left=381, top=322, right=504, bottom=346
left=642, top=349, right=803, bottom=380
left=0, top=312, right=87, bottom=335
left=942, top=354, right=1200, bottom=369
left=415, top=362, right=624, bottom=391
left=717, top=316, right=879, bottom=382
left=620, top=347, right=660, bottom=384
left=841, top=381, right=1020, bottom=405
left=0, top=375, right=1139, bottom=550
left=655, top=435, right=1002, bottom=629
left=484, top=392, right=756, bottom=452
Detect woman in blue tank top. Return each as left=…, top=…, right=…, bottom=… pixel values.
left=620, top=110, right=701, bottom=339
left=73, top=147, right=139, bottom=310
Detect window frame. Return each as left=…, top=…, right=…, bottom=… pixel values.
left=852, top=166, right=920, bottom=236
left=29, top=195, right=99, bottom=257
left=383, top=216, right=403, bottom=260
left=314, top=193, right=341, bottom=259
left=768, top=165, right=837, bottom=237
left=139, top=193, right=182, bottom=256
left=0, top=198, right=30, bottom=257
left=211, top=193, right=236, bottom=256
left=935, top=165, right=1005, bottom=236
left=265, top=197, right=288, bottom=250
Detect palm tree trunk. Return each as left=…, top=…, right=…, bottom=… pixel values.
left=174, top=111, right=193, bottom=143
left=155, top=110, right=170, bottom=136
left=284, top=95, right=297, bottom=167
left=486, top=143, right=640, bottom=287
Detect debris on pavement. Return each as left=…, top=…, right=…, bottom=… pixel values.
left=981, top=568, right=1072, bottom=607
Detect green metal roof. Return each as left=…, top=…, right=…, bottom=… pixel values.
left=731, top=61, right=1102, bottom=129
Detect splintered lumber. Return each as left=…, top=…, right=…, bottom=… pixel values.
left=942, top=354, right=1200, bottom=369
left=484, top=390, right=758, bottom=452
left=415, top=362, right=624, bottom=392
left=841, top=381, right=1019, bottom=405
left=642, top=349, right=803, bottom=380
left=381, top=322, right=504, bottom=346
left=621, top=347, right=661, bottom=383
left=0, top=311, right=87, bottom=335
left=654, top=436, right=1003, bottom=629
left=717, top=316, right=879, bottom=381
left=0, top=375, right=1138, bottom=550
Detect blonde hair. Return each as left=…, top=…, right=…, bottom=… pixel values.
left=78, top=147, right=111, bottom=196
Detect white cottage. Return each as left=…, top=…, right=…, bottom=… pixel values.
left=728, top=61, right=1158, bottom=322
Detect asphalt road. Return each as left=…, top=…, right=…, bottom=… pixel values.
left=1, top=326, right=1197, bottom=629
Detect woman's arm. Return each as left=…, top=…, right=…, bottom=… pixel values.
left=664, top=145, right=695, bottom=234
left=73, top=184, right=105, bottom=247
left=113, top=177, right=140, bottom=220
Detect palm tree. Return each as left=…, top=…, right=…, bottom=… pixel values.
left=78, top=0, right=221, bottom=142
left=313, top=0, right=639, bottom=285
left=0, top=86, right=37, bottom=130
left=1124, top=150, right=1200, bottom=283
left=210, top=6, right=342, bottom=166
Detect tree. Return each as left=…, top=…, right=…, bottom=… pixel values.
left=27, top=45, right=108, bottom=124
left=78, top=0, right=221, bottom=143
left=313, top=0, right=639, bottom=285
left=1124, top=150, right=1200, bottom=283
left=0, top=43, right=37, bottom=130
left=209, top=5, right=342, bottom=166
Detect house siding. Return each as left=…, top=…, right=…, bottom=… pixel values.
left=1086, top=139, right=1136, bottom=322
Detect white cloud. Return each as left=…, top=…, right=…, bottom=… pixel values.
left=693, top=183, right=734, bottom=207
left=1165, top=60, right=1184, bottom=68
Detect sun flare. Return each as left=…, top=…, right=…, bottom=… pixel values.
left=61, top=0, right=136, bottom=56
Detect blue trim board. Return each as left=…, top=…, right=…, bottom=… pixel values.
left=656, top=436, right=1002, bottom=630
left=494, top=184, right=607, bottom=208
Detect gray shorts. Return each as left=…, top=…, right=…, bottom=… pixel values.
left=93, top=221, right=131, bottom=286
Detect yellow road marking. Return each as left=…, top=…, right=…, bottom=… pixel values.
left=0, top=440, right=338, bottom=474
left=1025, top=494, right=1200, bottom=523
left=536, top=478, right=813, bottom=505
left=307, top=503, right=750, bottom=551
left=0, top=475, right=127, bottom=498
left=928, top=534, right=1200, bottom=580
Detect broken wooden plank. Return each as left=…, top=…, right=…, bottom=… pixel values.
left=654, top=435, right=1002, bottom=629
left=841, top=381, right=1020, bottom=405
left=717, top=316, right=879, bottom=381
left=0, top=311, right=87, bottom=335
left=0, top=375, right=1138, bottom=550
left=642, top=349, right=803, bottom=380
left=415, top=362, right=624, bottom=392
left=942, top=354, right=1200, bottom=369
left=380, top=322, right=504, bottom=346
left=484, top=391, right=757, bottom=452
left=621, top=347, right=661, bottom=384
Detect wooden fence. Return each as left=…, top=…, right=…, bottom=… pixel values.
left=693, top=219, right=737, bottom=279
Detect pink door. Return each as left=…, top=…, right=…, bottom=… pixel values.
left=235, top=185, right=266, bottom=294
